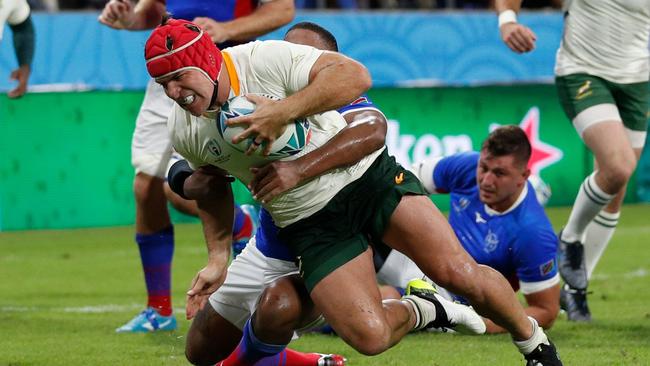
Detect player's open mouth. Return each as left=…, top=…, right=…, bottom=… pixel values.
left=180, top=94, right=195, bottom=106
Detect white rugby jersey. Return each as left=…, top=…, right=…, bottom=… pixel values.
left=555, top=0, right=650, bottom=83
left=169, top=40, right=383, bottom=227
left=0, top=0, right=30, bottom=41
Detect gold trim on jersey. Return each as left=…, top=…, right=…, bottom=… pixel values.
left=222, top=51, right=240, bottom=96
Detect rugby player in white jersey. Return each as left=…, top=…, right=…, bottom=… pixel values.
left=497, top=0, right=650, bottom=321
left=146, top=16, right=563, bottom=365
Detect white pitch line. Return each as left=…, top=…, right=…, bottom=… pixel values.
left=591, top=267, right=648, bottom=281
left=1, top=304, right=186, bottom=314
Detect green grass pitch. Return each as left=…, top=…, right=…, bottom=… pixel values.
left=2, top=205, right=650, bottom=365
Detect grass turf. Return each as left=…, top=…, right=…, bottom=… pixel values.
left=1, top=205, right=650, bottom=365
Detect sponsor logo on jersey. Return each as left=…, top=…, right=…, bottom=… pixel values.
left=539, top=258, right=556, bottom=276
left=395, top=172, right=404, bottom=185
left=484, top=229, right=499, bottom=252
left=475, top=212, right=486, bottom=224
left=575, top=80, right=592, bottom=100
left=207, top=138, right=222, bottom=156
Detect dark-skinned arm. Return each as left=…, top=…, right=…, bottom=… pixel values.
left=184, top=166, right=235, bottom=320
left=249, top=109, right=387, bottom=203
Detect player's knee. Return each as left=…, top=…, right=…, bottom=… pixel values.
left=336, top=318, right=391, bottom=356
left=133, top=173, right=164, bottom=204
left=600, top=153, right=637, bottom=189
left=185, top=330, right=222, bottom=366
left=348, top=326, right=391, bottom=356
left=256, top=282, right=304, bottom=331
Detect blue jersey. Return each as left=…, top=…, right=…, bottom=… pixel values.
left=432, top=152, right=558, bottom=291
left=255, top=95, right=381, bottom=260
left=167, top=0, right=259, bottom=47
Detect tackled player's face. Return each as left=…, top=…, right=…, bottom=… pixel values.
left=477, top=150, right=529, bottom=211
left=158, top=69, right=215, bottom=116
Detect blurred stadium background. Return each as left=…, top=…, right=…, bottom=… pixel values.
left=1, top=2, right=650, bottom=365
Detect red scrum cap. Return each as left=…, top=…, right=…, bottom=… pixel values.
left=144, top=17, right=222, bottom=84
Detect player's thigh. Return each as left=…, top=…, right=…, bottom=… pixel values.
left=132, top=80, right=175, bottom=178
left=557, top=74, right=636, bottom=168
left=381, top=195, right=479, bottom=288
left=612, top=80, right=649, bottom=149
left=309, top=248, right=388, bottom=344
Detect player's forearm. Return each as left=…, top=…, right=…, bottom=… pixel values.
left=10, top=15, right=35, bottom=67
left=129, top=0, right=166, bottom=30
left=293, top=111, right=386, bottom=182
left=219, top=0, right=294, bottom=42
left=483, top=305, right=558, bottom=334
left=193, top=176, right=235, bottom=263
left=282, top=54, right=372, bottom=121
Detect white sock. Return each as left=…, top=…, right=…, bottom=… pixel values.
left=563, top=172, right=615, bottom=243
left=513, top=317, right=549, bottom=355
left=585, top=210, right=620, bottom=279
left=402, top=297, right=424, bottom=331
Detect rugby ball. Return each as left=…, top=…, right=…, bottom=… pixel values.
left=528, top=174, right=552, bottom=206
left=217, top=94, right=311, bottom=159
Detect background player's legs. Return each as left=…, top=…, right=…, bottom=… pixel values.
left=558, top=119, right=638, bottom=321
left=562, top=121, right=636, bottom=247
left=117, top=81, right=177, bottom=333
left=381, top=195, right=534, bottom=342
left=584, top=147, right=643, bottom=279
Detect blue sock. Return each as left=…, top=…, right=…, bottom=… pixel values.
left=135, top=226, right=174, bottom=316
left=223, top=319, right=287, bottom=365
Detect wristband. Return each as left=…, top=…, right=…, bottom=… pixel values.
left=167, top=159, right=194, bottom=200
left=498, top=10, right=518, bottom=28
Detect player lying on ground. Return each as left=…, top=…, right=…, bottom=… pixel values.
left=412, top=125, right=561, bottom=333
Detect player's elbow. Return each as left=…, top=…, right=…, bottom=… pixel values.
left=367, top=114, right=387, bottom=149
left=356, top=64, right=372, bottom=94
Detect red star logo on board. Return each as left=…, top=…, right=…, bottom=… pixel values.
left=518, top=107, right=563, bottom=176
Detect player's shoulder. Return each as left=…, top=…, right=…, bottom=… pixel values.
left=438, top=151, right=480, bottom=172
left=510, top=193, right=556, bottom=239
